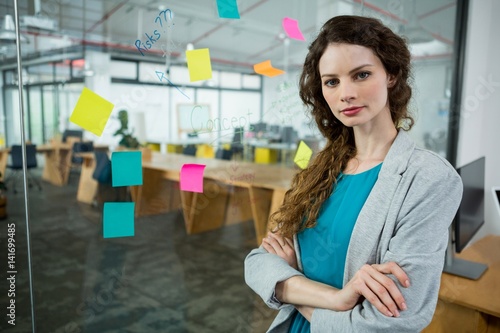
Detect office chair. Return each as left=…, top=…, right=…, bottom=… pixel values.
left=92, top=151, right=112, bottom=184
left=72, top=141, right=94, bottom=165
left=182, top=145, right=197, bottom=156
left=62, top=129, right=83, bottom=143
left=6, top=144, right=42, bottom=194
left=216, top=149, right=233, bottom=160
left=231, top=127, right=245, bottom=159
left=92, top=151, right=128, bottom=207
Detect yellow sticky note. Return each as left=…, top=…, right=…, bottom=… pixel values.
left=69, top=87, right=114, bottom=137
left=254, top=60, right=285, bottom=77
left=294, top=141, right=313, bottom=169
left=186, top=48, right=212, bottom=82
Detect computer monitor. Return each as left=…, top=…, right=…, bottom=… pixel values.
left=492, top=187, right=500, bottom=218
left=62, top=129, right=83, bottom=143
left=443, top=156, right=488, bottom=279
left=251, top=122, right=267, bottom=133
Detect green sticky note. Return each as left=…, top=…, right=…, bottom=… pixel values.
left=186, top=48, right=212, bottom=82
left=294, top=141, right=313, bottom=169
left=111, top=151, right=143, bottom=187
left=69, top=87, right=114, bottom=136
left=103, top=202, right=135, bottom=238
left=216, top=0, right=240, bottom=19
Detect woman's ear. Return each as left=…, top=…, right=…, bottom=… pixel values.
left=387, top=75, right=396, bottom=88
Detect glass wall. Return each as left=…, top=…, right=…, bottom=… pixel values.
left=0, top=0, right=465, bottom=332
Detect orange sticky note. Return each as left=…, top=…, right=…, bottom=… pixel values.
left=186, top=48, right=212, bottom=82
left=69, top=87, right=114, bottom=136
left=294, top=141, right=313, bottom=169
left=254, top=60, right=285, bottom=78
left=180, top=164, right=206, bottom=193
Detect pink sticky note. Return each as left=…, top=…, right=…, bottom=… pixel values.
left=180, top=164, right=206, bottom=193
left=282, top=17, right=305, bottom=41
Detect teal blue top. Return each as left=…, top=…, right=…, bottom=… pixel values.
left=288, top=163, right=382, bottom=333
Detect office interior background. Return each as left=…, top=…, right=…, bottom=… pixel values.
left=1, top=0, right=500, bottom=332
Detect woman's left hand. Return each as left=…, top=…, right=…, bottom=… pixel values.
left=262, top=232, right=298, bottom=270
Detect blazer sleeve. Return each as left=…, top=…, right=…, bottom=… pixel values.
left=310, top=161, right=463, bottom=332
left=244, top=245, right=305, bottom=310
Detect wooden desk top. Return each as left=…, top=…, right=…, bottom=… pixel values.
left=143, top=152, right=297, bottom=191
left=440, top=235, right=500, bottom=317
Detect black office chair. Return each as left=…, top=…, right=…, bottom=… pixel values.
left=6, top=144, right=42, bottom=194
left=92, top=151, right=127, bottom=207
left=62, top=129, right=83, bottom=143
left=182, top=145, right=197, bottom=156
left=231, top=127, right=245, bottom=159
left=93, top=151, right=112, bottom=184
left=72, top=141, right=94, bottom=165
left=216, top=149, right=233, bottom=160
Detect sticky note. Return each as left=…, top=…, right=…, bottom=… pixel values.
left=103, top=202, right=135, bottom=238
left=283, top=17, right=305, bottom=41
left=294, top=141, right=313, bottom=169
left=254, top=60, right=285, bottom=78
left=111, top=151, right=143, bottom=187
left=180, top=164, right=206, bottom=193
left=186, top=48, right=213, bottom=82
left=69, top=87, right=114, bottom=136
left=216, top=0, right=240, bottom=19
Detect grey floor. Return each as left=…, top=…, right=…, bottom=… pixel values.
left=0, top=171, right=275, bottom=333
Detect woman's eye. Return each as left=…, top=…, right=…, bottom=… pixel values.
left=325, top=79, right=339, bottom=87
left=357, top=72, right=370, bottom=79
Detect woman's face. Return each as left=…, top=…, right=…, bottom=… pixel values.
left=318, top=43, right=393, bottom=129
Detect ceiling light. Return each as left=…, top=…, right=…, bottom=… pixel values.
left=400, top=1, right=433, bottom=44
left=0, top=15, right=29, bottom=44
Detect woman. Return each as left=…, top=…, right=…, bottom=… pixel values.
left=244, top=15, right=462, bottom=333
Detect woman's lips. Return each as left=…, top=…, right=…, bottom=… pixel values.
left=342, top=106, right=363, bottom=116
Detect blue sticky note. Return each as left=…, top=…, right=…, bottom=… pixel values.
left=216, top=0, right=240, bottom=19
left=111, top=151, right=143, bottom=187
left=103, top=202, right=135, bottom=238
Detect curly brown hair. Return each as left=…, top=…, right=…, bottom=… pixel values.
left=271, top=15, right=414, bottom=238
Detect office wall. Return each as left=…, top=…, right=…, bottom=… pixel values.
left=457, top=0, right=500, bottom=241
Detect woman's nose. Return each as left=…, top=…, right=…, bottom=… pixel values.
left=340, top=82, right=356, bottom=102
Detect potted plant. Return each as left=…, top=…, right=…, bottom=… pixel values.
left=113, top=110, right=141, bottom=149
left=0, top=172, right=7, bottom=220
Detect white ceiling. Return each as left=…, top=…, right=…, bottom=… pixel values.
left=0, top=0, right=458, bottom=71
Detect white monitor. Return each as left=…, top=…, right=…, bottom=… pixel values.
left=493, top=187, right=500, bottom=218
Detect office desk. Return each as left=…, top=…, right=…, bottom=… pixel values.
left=130, top=152, right=297, bottom=243
left=0, top=148, right=8, bottom=180
left=38, top=143, right=108, bottom=186
left=247, top=141, right=297, bottom=165
left=75, top=152, right=99, bottom=204
left=423, top=235, right=500, bottom=333
left=0, top=144, right=76, bottom=185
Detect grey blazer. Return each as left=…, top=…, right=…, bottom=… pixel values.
left=244, top=130, right=463, bottom=333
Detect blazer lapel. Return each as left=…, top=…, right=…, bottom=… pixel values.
left=343, top=130, right=415, bottom=283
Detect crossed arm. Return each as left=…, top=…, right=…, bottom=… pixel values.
left=262, top=232, right=410, bottom=321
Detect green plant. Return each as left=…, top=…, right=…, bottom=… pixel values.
left=113, top=110, right=141, bottom=149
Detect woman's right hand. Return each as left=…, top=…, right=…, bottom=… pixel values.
left=334, top=262, right=410, bottom=317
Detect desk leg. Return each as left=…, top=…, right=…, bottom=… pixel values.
left=226, top=186, right=253, bottom=225
left=180, top=179, right=229, bottom=234
left=248, top=187, right=273, bottom=244
left=133, top=169, right=178, bottom=216
left=488, top=316, right=500, bottom=333
left=248, top=187, right=287, bottom=244
left=77, top=158, right=98, bottom=204
left=0, top=151, right=8, bottom=181
left=42, top=151, right=64, bottom=186
left=422, top=299, right=488, bottom=333
left=59, top=148, right=72, bottom=185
